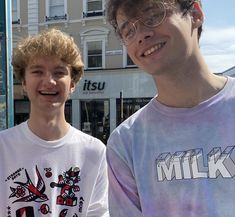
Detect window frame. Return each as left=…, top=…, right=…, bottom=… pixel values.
left=82, top=0, right=105, bottom=18
left=123, top=46, right=136, bottom=68
left=12, top=0, right=20, bottom=24
left=81, top=27, right=109, bottom=70
left=45, top=0, right=67, bottom=22
left=85, top=39, right=105, bottom=70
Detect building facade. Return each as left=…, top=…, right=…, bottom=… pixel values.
left=12, top=0, right=157, bottom=143
left=0, top=0, right=13, bottom=130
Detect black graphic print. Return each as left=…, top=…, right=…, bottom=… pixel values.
left=9, top=166, right=48, bottom=203
left=50, top=167, right=81, bottom=207
left=6, top=166, right=83, bottom=216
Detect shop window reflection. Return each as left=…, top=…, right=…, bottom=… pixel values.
left=80, top=99, right=110, bottom=144
left=116, top=98, right=151, bottom=125
left=14, top=100, right=72, bottom=125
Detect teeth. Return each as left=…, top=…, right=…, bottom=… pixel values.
left=144, top=43, right=165, bottom=56
left=40, top=91, right=57, bottom=95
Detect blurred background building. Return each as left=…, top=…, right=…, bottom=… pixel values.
left=12, top=0, right=156, bottom=143
left=11, top=0, right=235, bottom=143
left=0, top=0, right=13, bottom=130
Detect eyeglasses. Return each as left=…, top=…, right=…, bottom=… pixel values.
left=117, top=1, right=168, bottom=45
left=117, top=0, right=195, bottom=46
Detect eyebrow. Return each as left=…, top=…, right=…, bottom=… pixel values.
left=119, top=21, right=129, bottom=31
left=28, top=65, right=68, bottom=70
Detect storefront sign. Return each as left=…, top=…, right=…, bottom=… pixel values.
left=82, top=79, right=106, bottom=94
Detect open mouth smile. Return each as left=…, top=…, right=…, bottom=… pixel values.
left=39, top=91, right=58, bottom=96
left=143, top=42, right=166, bottom=57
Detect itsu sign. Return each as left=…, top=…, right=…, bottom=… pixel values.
left=82, top=79, right=106, bottom=94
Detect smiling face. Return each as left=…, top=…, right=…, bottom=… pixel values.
left=23, top=56, right=75, bottom=115
left=116, top=1, right=203, bottom=76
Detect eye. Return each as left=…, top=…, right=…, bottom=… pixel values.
left=123, top=28, right=135, bottom=40
left=142, top=10, right=165, bottom=27
left=31, top=70, right=43, bottom=75
left=121, top=24, right=136, bottom=41
left=54, top=70, right=68, bottom=77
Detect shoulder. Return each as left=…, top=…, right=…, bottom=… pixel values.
left=220, top=76, right=235, bottom=99
left=113, top=99, right=154, bottom=133
left=70, top=126, right=106, bottom=155
left=225, top=76, right=235, bottom=87
left=108, top=99, right=155, bottom=147
left=0, top=122, right=26, bottom=139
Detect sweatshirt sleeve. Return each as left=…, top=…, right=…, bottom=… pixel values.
left=107, top=140, right=143, bottom=217
left=87, top=147, right=110, bottom=217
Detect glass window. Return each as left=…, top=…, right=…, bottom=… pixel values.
left=87, top=41, right=102, bottom=68
left=12, top=0, right=20, bottom=24
left=64, top=100, right=72, bottom=125
left=87, top=0, right=102, bottom=12
left=14, top=100, right=72, bottom=126
left=127, top=54, right=135, bottom=66
left=14, top=100, right=30, bottom=125
left=116, top=98, right=151, bottom=125
left=49, top=0, right=64, bottom=17
left=12, top=0, right=17, bottom=21
left=83, top=0, right=103, bottom=17
left=80, top=99, right=110, bottom=144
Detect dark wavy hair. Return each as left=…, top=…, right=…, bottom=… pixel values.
left=106, top=0, right=202, bottom=41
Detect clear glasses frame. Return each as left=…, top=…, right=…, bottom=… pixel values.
left=117, top=0, right=195, bottom=46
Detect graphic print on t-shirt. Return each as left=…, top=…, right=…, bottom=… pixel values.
left=6, top=166, right=84, bottom=217
left=156, top=146, right=235, bottom=181
left=9, top=166, right=48, bottom=203
left=50, top=167, right=81, bottom=207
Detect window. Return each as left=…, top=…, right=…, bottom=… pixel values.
left=123, top=46, right=136, bottom=67
left=45, top=0, right=67, bottom=22
left=83, top=0, right=104, bottom=18
left=12, top=0, right=20, bottom=24
left=87, top=41, right=102, bottom=68
left=80, top=99, right=110, bottom=143
left=116, top=98, right=151, bottom=125
left=50, top=0, right=63, bottom=16
left=14, top=100, right=30, bottom=126
left=81, top=28, right=109, bottom=69
left=88, top=0, right=102, bottom=11
left=127, top=54, right=135, bottom=66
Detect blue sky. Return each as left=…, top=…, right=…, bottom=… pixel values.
left=200, top=0, right=235, bottom=72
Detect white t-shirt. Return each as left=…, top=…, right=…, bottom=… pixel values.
left=107, top=77, right=235, bottom=217
left=0, top=121, right=109, bottom=217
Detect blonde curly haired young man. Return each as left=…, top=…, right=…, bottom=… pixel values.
left=0, top=28, right=109, bottom=216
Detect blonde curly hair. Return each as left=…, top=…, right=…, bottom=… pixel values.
left=12, top=28, right=84, bottom=84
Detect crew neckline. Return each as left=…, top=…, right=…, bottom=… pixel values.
left=151, top=76, right=232, bottom=117
left=21, top=121, right=74, bottom=148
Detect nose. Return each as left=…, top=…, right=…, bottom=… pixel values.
left=43, top=73, right=56, bottom=86
left=135, top=23, right=154, bottom=45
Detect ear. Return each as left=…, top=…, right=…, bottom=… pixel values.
left=22, top=79, right=27, bottom=92
left=70, top=81, right=76, bottom=94
left=191, top=2, right=204, bottom=29
left=21, top=79, right=28, bottom=97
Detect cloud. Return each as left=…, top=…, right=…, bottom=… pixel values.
left=200, top=27, right=235, bottom=73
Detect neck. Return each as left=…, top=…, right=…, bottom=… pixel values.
left=27, top=111, right=70, bottom=141
left=153, top=57, right=227, bottom=108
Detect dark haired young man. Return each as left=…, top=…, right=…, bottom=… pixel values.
left=106, top=0, right=235, bottom=216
